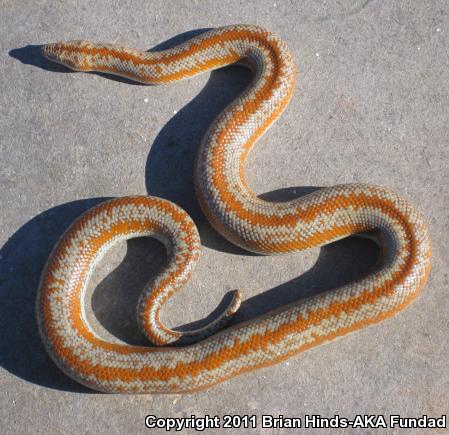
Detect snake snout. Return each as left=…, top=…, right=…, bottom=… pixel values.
left=41, top=42, right=62, bottom=62
left=41, top=41, right=91, bottom=71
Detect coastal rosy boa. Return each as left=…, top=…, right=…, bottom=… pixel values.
left=37, top=25, right=432, bottom=393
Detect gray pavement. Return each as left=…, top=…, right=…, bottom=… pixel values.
left=1, top=1, right=448, bottom=434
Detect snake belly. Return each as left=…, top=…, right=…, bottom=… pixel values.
left=37, top=25, right=432, bottom=393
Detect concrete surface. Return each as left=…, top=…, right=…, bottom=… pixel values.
left=1, top=0, right=448, bottom=434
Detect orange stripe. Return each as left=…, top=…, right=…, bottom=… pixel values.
left=65, top=28, right=272, bottom=71
left=176, top=263, right=430, bottom=394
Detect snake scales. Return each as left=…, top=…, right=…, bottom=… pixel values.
left=37, top=25, right=432, bottom=393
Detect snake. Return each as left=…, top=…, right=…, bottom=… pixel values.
left=37, top=25, right=432, bottom=394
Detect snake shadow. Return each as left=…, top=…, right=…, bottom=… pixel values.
left=5, top=28, right=379, bottom=392
left=0, top=198, right=110, bottom=393
left=144, top=54, right=258, bottom=254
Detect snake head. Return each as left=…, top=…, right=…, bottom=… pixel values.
left=41, top=40, right=92, bottom=71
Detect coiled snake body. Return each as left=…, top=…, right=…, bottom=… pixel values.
left=38, top=25, right=432, bottom=393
